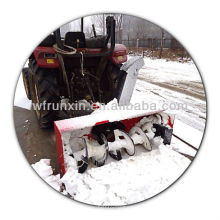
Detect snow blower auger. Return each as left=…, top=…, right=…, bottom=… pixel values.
left=54, top=110, right=174, bottom=174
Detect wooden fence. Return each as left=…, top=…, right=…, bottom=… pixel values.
left=121, top=38, right=183, bottom=50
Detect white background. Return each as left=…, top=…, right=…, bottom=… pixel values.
left=0, top=0, right=219, bottom=219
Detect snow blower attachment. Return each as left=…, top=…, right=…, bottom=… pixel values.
left=55, top=111, right=174, bottom=174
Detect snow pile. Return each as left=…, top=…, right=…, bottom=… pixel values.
left=32, top=159, right=62, bottom=191
left=61, top=146, right=190, bottom=206
left=31, top=144, right=192, bottom=206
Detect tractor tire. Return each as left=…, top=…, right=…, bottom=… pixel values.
left=29, top=59, right=60, bottom=128
left=22, top=68, right=31, bottom=100
left=101, top=63, right=127, bottom=103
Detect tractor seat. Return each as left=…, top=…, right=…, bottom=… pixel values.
left=64, top=32, right=86, bottom=48
left=86, top=35, right=107, bottom=48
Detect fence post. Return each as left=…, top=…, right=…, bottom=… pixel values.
left=136, top=38, right=139, bottom=54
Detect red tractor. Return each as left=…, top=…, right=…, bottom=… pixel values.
left=22, top=16, right=144, bottom=128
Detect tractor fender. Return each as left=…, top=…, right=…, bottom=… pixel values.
left=33, top=47, right=60, bottom=68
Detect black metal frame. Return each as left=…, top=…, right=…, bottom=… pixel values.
left=153, top=123, right=173, bottom=145
left=54, top=16, right=116, bottom=57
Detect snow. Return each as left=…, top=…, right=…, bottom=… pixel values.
left=32, top=141, right=192, bottom=206
left=139, top=58, right=201, bottom=82
left=31, top=159, right=62, bottom=191
left=173, top=119, right=203, bottom=149
left=14, top=74, right=32, bottom=110
left=58, top=110, right=194, bottom=205
left=169, top=136, right=197, bottom=157
left=56, top=98, right=165, bottom=134
left=61, top=145, right=190, bottom=206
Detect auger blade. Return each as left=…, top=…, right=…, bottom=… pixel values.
left=109, top=150, right=122, bottom=161
left=77, top=156, right=88, bottom=173
left=129, top=126, right=151, bottom=151
left=116, top=129, right=135, bottom=156
left=77, top=138, right=88, bottom=173
left=91, top=134, right=109, bottom=167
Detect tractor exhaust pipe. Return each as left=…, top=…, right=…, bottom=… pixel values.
left=54, top=28, right=63, bottom=49
left=81, top=17, right=84, bottom=33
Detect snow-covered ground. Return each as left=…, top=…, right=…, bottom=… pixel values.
left=31, top=159, right=62, bottom=191
left=62, top=146, right=190, bottom=206
left=132, top=57, right=206, bottom=132
left=32, top=145, right=191, bottom=206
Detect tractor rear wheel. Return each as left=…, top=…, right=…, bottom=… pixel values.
left=29, top=60, right=60, bottom=128
left=101, top=63, right=127, bottom=103
left=22, top=68, right=31, bottom=100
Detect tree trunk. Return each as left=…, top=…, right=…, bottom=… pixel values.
left=103, top=14, right=105, bottom=35
left=159, top=29, right=164, bottom=58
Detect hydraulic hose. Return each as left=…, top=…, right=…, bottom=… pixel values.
left=53, top=44, right=77, bottom=55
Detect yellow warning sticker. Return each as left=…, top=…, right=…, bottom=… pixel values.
left=46, top=59, right=55, bottom=64
left=118, top=56, right=123, bottom=61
